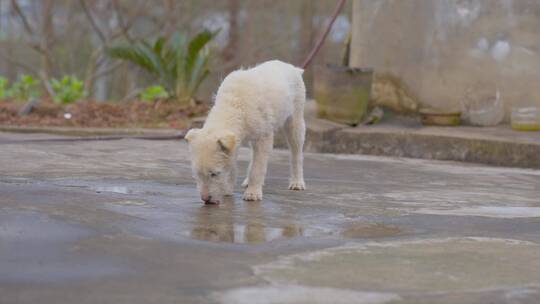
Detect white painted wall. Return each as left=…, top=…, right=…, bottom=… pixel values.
left=350, top=0, right=540, bottom=117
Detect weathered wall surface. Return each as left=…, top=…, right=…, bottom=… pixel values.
left=350, top=0, right=540, bottom=116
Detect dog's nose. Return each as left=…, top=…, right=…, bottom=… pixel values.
left=201, top=194, right=212, bottom=203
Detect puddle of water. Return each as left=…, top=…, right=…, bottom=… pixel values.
left=414, top=206, right=540, bottom=218
left=188, top=199, right=309, bottom=244
left=103, top=192, right=333, bottom=245
left=90, top=182, right=393, bottom=245
left=190, top=222, right=306, bottom=244
left=341, top=222, right=408, bottom=239
left=217, top=285, right=400, bottom=304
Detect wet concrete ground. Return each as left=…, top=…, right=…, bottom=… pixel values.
left=1, top=132, right=539, bottom=304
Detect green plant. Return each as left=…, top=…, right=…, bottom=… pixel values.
left=140, top=85, right=169, bottom=101
left=51, top=76, right=86, bottom=104
left=0, top=77, right=8, bottom=99
left=9, top=75, right=41, bottom=101
left=108, top=29, right=219, bottom=106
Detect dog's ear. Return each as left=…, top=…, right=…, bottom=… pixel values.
left=184, top=128, right=200, bottom=143
left=217, top=132, right=236, bottom=154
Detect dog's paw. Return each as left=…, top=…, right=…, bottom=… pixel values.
left=243, top=188, right=263, bottom=201
left=288, top=180, right=306, bottom=191
left=241, top=178, right=249, bottom=188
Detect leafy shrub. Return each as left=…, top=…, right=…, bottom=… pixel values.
left=108, top=30, right=219, bottom=106
left=0, top=77, right=8, bottom=99
left=51, top=76, right=86, bottom=104
left=9, top=75, right=41, bottom=101
left=141, top=85, right=169, bottom=101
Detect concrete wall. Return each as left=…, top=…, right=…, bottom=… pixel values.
left=350, top=0, right=540, bottom=116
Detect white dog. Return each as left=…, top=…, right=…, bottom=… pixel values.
left=185, top=60, right=306, bottom=203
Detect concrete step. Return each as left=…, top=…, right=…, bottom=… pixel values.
left=276, top=102, right=540, bottom=169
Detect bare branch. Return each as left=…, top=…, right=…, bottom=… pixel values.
left=40, top=0, right=55, bottom=84
left=0, top=50, right=54, bottom=95
left=124, top=1, right=147, bottom=30
left=10, top=0, right=34, bottom=36
left=111, top=0, right=135, bottom=43
left=79, top=0, right=107, bottom=45
left=90, top=61, right=123, bottom=82
left=38, top=70, right=55, bottom=97
left=110, top=1, right=149, bottom=43
left=301, top=0, right=346, bottom=69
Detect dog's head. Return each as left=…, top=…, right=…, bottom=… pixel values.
left=185, top=128, right=237, bottom=204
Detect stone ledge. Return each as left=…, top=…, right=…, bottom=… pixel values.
left=326, top=128, right=540, bottom=169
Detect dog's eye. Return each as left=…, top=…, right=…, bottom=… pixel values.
left=209, top=171, right=220, bottom=177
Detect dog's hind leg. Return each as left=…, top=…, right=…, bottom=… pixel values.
left=285, top=108, right=306, bottom=191
left=243, top=135, right=273, bottom=201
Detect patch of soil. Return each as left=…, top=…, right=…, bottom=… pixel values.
left=0, top=99, right=209, bottom=129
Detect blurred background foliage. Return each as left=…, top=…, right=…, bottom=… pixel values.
left=0, top=0, right=351, bottom=103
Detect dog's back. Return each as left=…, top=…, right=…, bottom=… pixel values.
left=210, top=60, right=305, bottom=139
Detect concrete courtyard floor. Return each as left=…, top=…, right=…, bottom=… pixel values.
left=1, top=132, right=540, bottom=304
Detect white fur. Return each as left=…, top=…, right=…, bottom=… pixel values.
left=185, top=60, right=306, bottom=202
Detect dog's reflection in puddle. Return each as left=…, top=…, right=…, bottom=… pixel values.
left=190, top=196, right=303, bottom=244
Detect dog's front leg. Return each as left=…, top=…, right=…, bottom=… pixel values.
left=243, top=136, right=273, bottom=201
